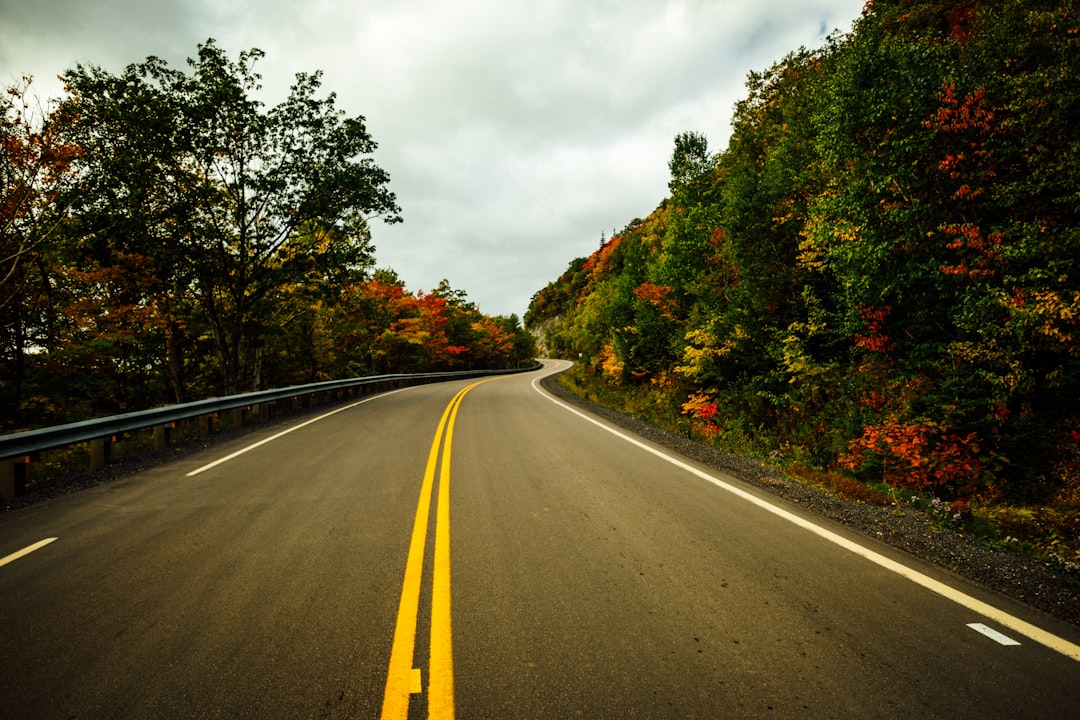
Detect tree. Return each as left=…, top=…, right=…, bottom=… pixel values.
left=59, top=57, right=199, bottom=403
left=0, top=78, right=79, bottom=428
left=61, top=40, right=402, bottom=395
left=668, top=131, right=713, bottom=194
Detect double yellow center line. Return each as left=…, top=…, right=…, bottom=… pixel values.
left=381, top=380, right=488, bottom=720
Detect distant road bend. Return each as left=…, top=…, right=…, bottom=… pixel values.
left=1, top=360, right=1078, bottom=719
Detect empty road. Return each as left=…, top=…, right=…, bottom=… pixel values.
left=1, top=360, right=1078, bottom=719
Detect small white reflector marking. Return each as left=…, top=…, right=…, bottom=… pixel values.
left=968, top=623, right=1021, bottom=646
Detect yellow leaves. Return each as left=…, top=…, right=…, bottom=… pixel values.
left=1002, top=288, right=1080, bottom=356
left=945, top=340, right=1029, bottom=392
left=780, top=319, right=831, bottom=384
left=597, top=343, right=624, bottom=381
left=674, top=326, right=746, bottom=381
left=797, top=211, right=861, bottom=271
left=1031, top=289, right=1080, bottom=347
left=796, top=234, right=825, bottom=270
left=832, top=221, right=862, bottom=244
left=681, top=391, right=721, bottom=436
left=681, top=391, right=715, bottom=417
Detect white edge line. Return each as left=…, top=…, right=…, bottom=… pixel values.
left=185, top=387, right=411, bottom=477
left=531, top=366, right=1080, bottom=663
left=0, top=537, right=58, bottom=568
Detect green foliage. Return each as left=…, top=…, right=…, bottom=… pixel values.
left=0, top=43, right=534, bottom=434
left=526, top=0, right=1080, bottom=507
left=60, top=40, right=402, bottom=396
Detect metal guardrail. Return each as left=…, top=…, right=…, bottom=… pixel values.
left=0, top=363, right=540, bottom=464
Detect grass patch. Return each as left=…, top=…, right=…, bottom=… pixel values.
left=971, top=505, right=1080, bottom=575
left=786, top=463, right=891, bottom=505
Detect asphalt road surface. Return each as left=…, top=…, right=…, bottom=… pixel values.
left=2, top=360, right=1078, bottom=719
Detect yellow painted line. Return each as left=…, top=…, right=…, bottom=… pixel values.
left=0, top=537, right=58, bottom=568
left=428, top=384, right=465, bottom=720
left=381, top=380, right=490, bottom=720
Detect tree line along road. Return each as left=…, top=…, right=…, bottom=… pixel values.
left=1, top=360, right=1078, bottom=719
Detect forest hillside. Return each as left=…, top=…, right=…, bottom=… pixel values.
left=526, top=0, right=1079, bottom=563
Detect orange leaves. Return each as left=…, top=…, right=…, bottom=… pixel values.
left=929, top=82, right=995, bottom=137
left=359, top=282, right=461, bottom=364
left=337, top=278, right=525, bottom=371
left=468, top=316, right=515, bottom=365
left=840, top=416, right=987, bottom=495
left=632, top=282, right=672, bottom=304
left=681, top=391, right=721, bottom=437
left=939, top=224, right=1002, bottom=278
left=633, top=282, right=678, bottom=319
left=62, top=250, right=163, bottom=337
left=854, top=304, right=892, bottom=353
left=926, top=82, right=996, bottom=200
left=2, top=80, right=80, bottom=293
left=581, top=234, right=622, bottom=278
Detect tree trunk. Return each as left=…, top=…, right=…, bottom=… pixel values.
left=165, top=320, right=185, bottom=404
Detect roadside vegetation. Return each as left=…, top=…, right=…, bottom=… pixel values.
left=526, top=0, right=1079, bottom=575
left=1, top=41, right=535, bottom=435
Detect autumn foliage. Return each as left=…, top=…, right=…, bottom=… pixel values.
left=527, top=0, right=1080, bottom=506
left=0, top=45, right=534, bottom=433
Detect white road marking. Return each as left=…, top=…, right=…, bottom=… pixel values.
left=531, top=364, right=1080, bottom=662
left=0, top=537, right=58, bottom=568
left=968, top=623, right=1021, bottom=646
left=186, top=388, right=410, bottom=477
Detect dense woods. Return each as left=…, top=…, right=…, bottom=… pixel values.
left=526, top=0, right=1080, bottom=527
left=1, top=41, right=534, bottom=434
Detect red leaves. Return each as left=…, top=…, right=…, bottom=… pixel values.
left=861, top=390, right=887, bottom=412
left=854, top=304, right=892, bottom=353
left=840, top=416, right=987, bottom=495
left=946, top=2, right=978, bottom=43
left=681, top=392, right=721, bottom=436
left=939, top=224, right=1002, bottom=278
left=930, top=83, right=995, bottom=136
left=926, top=82, right=1004, bottom=281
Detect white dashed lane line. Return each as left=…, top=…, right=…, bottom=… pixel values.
left=968, top=623, right=1022, bottom=647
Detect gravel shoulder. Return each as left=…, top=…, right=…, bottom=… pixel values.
left=540, top=373, right=1080, bottom=630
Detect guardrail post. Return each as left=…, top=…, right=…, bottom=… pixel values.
left=91, top=437, right=112, bottom=469
left=0, top=457, right=28, bottom=501
left=152, top=424, right=171, bottom=451
left=199, top=414, right=214, bottom=437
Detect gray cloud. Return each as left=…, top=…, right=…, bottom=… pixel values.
left=0, top=0, right=865, bottom=316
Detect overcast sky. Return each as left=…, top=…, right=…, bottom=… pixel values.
left=1, top=0, right=865, bottom=317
